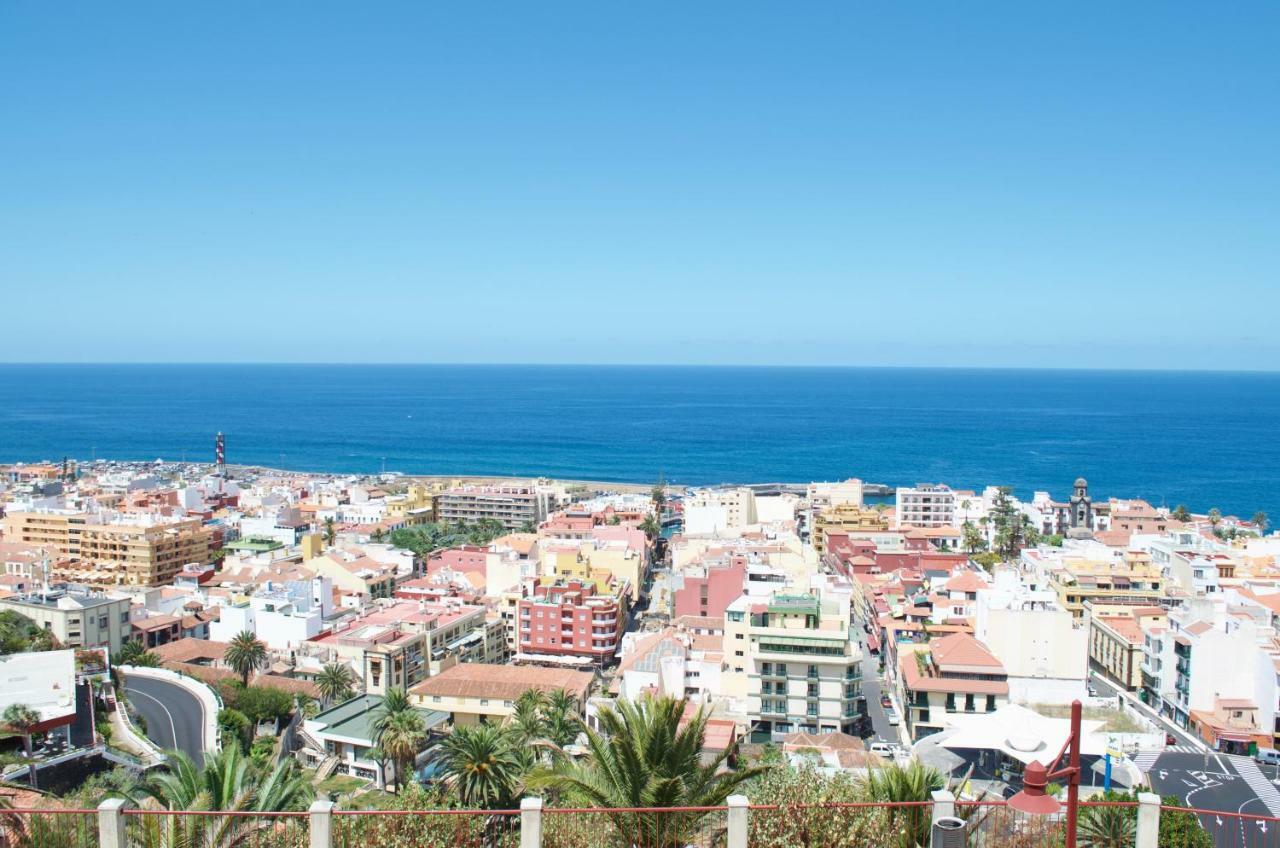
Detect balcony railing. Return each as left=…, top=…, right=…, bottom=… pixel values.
left=3, top=795, right=1236, bottom=848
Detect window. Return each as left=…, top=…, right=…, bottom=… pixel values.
left=807, top=664, right=818, bottom=679
left=728, top=611, right=744, bottom=622
left=762, top=662, right=773, bottom=675
left=964, top=694, right=975, bottom=712
left=480, top=699, right=489, bottom=706
left=734, top=650, right=743, bottom=657
left=432, top=696, right=441, bottom=703
left=504, top=700, right=513, bottom=707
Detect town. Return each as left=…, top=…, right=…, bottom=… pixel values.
left=0, top=444, right=1275, bottom=848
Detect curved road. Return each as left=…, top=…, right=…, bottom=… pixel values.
left=123, top=674, right=208, bottom=766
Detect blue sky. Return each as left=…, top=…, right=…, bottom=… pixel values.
left=2, top=3, right=1278, bottom=368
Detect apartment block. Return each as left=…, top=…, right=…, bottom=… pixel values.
left=894, top=484, right=957, bottom=529
left=437, top=484, right=553, bottom=531
left=2, top=509, right=214, bottom=586
left=516, top=577, right=627, bottom=665
left=722, top=590, right=863, bottom=741
left=0, top=585, right=133, bottom=654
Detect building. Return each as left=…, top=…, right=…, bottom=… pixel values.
left=682, top=488, right=757, bottom=536
left=1026, top=543, right=1164, bottom=619
left=408, top=662, right=593, bottom=725
left=303, top=694, right=447, bottom=788
left=0, top=650, right=80, bottom=744
left=437, top=484, right=552, bottom=531
left=811, top=504, right=891, bottom=555
left=208, top=578, right=333, bottom=651
left=2, top=510, right=215, bottom=586
left=897, top=632, right=1009, bottom=741
left=1088, top=605, right=1168, bottom=691
left=894, top=485, right=956, bottom=529
left=516, top=577, right=628, bottom=665
left=0, top=585, right=133, bottom=654
left=972, top=569, right=1088, bottom=704
left=721, top=589, right=863, bottom=741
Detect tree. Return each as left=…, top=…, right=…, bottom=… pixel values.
left=535, top=696, right=764, bottom=848
left=117, top=640, right=162, bottom=668
left=1078, top=801, right=1137, bottom=848
left=3, top=704, right=41, bottom=789
left=519, top=519, right=537, bottom=534
left=217, top=707, right=251, bottom=751
left=131, top=746, right=313, bottom=848
left=323, top=516, right=337, bottom=546
left=961, top=521, right=986, bottom=556
left=370, top=527, right=386, bottom=543
left=1171, top=504, right=1191, bottom=522
left=541, top=688, right=580, bottom=749
left=378, top=710, right=427, bottom=792
left=1207, top=507, right=1222, bottom=530
left=315, top=662, right=356, bottom=705
left=372, top=687, right=419, bottom=787
left=225, top=630, right=267, bottom=686
left=438, top=723, right=524, bottom=809
left=639, top=514, right=661, bottom=541
left=860, top=761, right=946, bottom=848
left=1253, top=511, right=1269, bottom=535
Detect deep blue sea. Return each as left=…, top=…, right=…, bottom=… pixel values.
left=1, top=365, right=1277, bottom=520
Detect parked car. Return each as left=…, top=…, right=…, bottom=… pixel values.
left=888, top=712, right=901, bottom=726
left=869, top=742, right=895, bottom=757
left=880, top=694, right=892, bottom=708
left=1165, top=733, right=1177, bottom=746
left=1087, top=683, right=1098, bottom=697
left=1257, top=749, right=1280, bottom=766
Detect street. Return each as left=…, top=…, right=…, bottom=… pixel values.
left=1147, top=750, right=1280, bottom=847
left=123, top=673, right=208, bottom=766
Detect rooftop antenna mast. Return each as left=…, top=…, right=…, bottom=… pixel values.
left=216, top=432, right=226, bottom=473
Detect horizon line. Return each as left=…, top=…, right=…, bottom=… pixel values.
left=1, top=361, right=1280, bottom=375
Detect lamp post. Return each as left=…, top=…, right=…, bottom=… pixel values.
left=1007, top=699, right=1083, bottom=848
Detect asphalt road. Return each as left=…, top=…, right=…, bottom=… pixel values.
left=850, top=617, right=900, bottom=744
left=1147, top=751, right=1280, bottom=848
left=123, top=674, right=207, bottom=766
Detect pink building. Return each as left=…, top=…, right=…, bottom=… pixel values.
left=426, top=545, right=488, bottom=576
left=673, top=558, right=746, bottom=620
left=517, top=577, right=626, bottom=665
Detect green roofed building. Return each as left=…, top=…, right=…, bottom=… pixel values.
left=301, top=693, right=447, bottom=789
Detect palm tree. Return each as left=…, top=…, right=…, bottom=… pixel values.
left=378, top=709, right=427, bottom=793
left=639, top=514, right=661, bottom=541
left=3, top=704, right=40, bottom=789
left=1207, top=507, right=1222, bottom=530
left=861, top=761, right=946, bottom=848
left=535, top=696, right=764, bottom=848
left=315, top=663, right=356, bottom=705
left=1253, top=511, right=1269, bottom=535
left=1077, top=802, right=1137, bottom=848
left=323, top=517, right=337, bottom=547
left=438, top=723, right=524, bottom=809
left=1171, top=504, right=1191, bottom=522
left=508, top=690, right=548, bottom=749
left=132, top=746, right=313, bottom=848
left=224, top=630, right=267, bottom=687
left=541, top=688, right=581, bottom=749
left=371, top=687, right=416, bottom=788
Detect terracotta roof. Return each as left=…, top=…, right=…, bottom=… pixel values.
left=929, top=632, right=1004, bottom=669
left=1184, top=621, right=1213, bottom=636
left=781, top=731, right=865, bottom=751
left=154, top=637, right=228, bottom=664
left=899, top=652, right=1009, bottom=695
left=410, top=662, right=593, bottom=703
left=943, top=571, right=989, bottom=594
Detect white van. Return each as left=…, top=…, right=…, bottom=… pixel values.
left=1257, top=748, right=1280, bottom=766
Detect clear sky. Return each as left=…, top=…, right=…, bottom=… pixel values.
left=2, top=3, right=1278, bottom=368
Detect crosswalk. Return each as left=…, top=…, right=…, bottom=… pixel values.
left=1132, top=745, right=1202, bottom=772
left=1229, top=755, right=1280, bottom=817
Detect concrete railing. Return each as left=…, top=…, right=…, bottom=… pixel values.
left=120, top=664, right=222, bottom=754
left=86, top=793, right=1172, bottom=848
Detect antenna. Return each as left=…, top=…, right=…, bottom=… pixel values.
left=215, top=432, right=226, bottom=471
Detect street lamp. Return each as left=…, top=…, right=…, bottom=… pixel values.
left=1007, top=699, right=1083, bottom=848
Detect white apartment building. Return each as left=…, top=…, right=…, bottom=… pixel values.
left=895, top=484, right=957, bottom=528
left=209, top=577, right=334, bottom=650
left=722, top=589, right=863, bottom=741
left=683, top=488, right=758, bottom=536
left=972, top=568, right=1088, bottom=704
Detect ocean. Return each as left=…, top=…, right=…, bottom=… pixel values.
left=1, top=364, right=1278, bottom=520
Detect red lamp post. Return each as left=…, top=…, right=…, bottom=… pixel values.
left=1007, top=699, right=1083, bottom=848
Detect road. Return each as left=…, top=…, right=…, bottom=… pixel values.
left=1085, top=669, right=1203, bottom=749
left=850, top=616, right=901, bottom=744
left=123, top=673, right=207, bottom=766
left=1147, top=750, right=1280, bottom=847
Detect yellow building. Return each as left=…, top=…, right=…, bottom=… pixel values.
left=1, top=510, right=214, bottom=586
left=1044, top=550, right=1164, bottom=619
left=409, top=662, right=593, bottom=726
left=1088, top=604, right=1167, bottom=691
left=385, top=484, right=436, bottom=525
left=540, top=539, right=645, bottom=601
left=811, top=503, right=890, bottom=554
